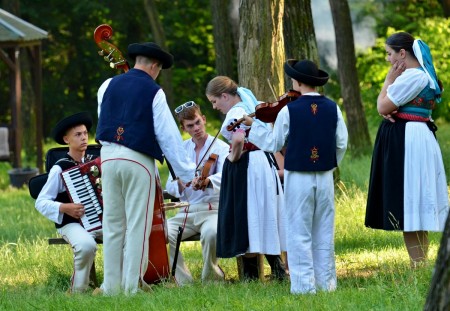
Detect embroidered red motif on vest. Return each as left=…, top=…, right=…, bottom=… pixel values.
left=311, top=103, right=318, bottom=115
left=115, top=126, right=125, bottom=141
left=310, top=146, right=319, bottom=163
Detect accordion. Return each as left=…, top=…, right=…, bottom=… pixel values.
left=61, top=157, right=103, bottom=232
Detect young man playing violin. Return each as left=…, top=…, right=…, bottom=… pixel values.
left=244, top=60, right=348, bottom=294
left=165, top=101, right=230, bottom=285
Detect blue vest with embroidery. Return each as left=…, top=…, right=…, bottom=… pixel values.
left=285, top=96, right=338, bottom=172
left=96, top=69, right=164, bottom=162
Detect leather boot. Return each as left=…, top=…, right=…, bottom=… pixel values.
left=265, top=254, right=287, bottom=280
left=242, top=256, right=259, bottom=280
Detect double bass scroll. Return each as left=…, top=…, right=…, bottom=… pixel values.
left=94, top=24, right=130, bottom=72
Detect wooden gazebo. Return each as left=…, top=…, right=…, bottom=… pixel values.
left=0, top=8, right=48, bottom=172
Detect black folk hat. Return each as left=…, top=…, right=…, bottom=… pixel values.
left=127, top=42, right=174, bottom=69
left=284, top=59, right=329, bottom=87
left=51, top=111, right=93, bottom=145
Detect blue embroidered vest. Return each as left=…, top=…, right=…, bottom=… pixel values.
left=398, top=71, right=435, bottom=119
left=96, top=69, right=164, bottom=162
left=285, top=96, right=338, bottom=172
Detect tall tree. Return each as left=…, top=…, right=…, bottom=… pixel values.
left=238, top=0, right=285, bottom=101
left=329, top=0, right=371, bottom=155
left=209, top=0, right=237, bottom=80
left=439, top=0, right=450, bottom=16
left=283, top=0, right=319, bottom=92
left=284, top=0, right=318, bottom=62
left=143, top=0, right=174, bottom=108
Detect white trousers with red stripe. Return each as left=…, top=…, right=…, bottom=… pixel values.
left=57, top=223, right=102, bottom=292
left=100, top=143, right=156, bottom=295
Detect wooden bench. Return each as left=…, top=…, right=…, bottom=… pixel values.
left=47, top=190, right=194, bottom=287
left=48, top=190, right=270, bottom=285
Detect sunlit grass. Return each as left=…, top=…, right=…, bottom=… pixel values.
left=0, top=123, right=449, bottom=310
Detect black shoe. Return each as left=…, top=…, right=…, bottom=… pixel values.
left=242, top=256, right=259, bottom=280
left=265, top=254, right=287, bottom=281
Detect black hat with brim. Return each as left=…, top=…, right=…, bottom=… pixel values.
left=51, top=111, right=93, bottom=145
left=128, top=42, right=174, bottom=69
left=284, top=59, right=329, bottom=86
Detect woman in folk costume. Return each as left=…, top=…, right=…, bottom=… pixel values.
left=365, top=32, right=449, bottom=267
left=245, top=60, right=348, bottom=294
left=205, top=76, right=287, bottom=279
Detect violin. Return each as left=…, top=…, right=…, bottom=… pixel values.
left=226, top=90, right=301, bottom=131
left=94, top=24, right=170, bottom=284
left=194, top=153, right=218, bottom=191
left=186, top=153, right=219, bottom=191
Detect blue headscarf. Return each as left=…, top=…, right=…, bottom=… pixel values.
left=234, top=87, right=259, bottom=114
left=412, top=39, right=442, bottom=103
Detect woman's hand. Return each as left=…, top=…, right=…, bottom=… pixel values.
left=242, top=114, right=253, bottom=126
left=379, top=110, right=398, bottom=123
left=386, top=60, right=406, bottom=82
left=227, top=129, right=245, bottom=162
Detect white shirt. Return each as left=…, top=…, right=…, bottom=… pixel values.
left=248, top=93, right=348, bottom=166
left=35, top=157, right=88, bottom=224
left=165, top=135, right=230, bottom=204
left=387, top=68, right=429, bottom=107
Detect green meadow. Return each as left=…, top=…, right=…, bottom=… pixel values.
left=1, top=122, right=449, bottom=310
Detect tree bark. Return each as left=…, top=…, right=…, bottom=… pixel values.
left=424, top=213, right=450, bottom=311
left=238, top=0, right=285, bottom=101
left=439, top=0, right=450, bottom=17
left=143, top=0, right=174, bottom=109
left=210, top=0, right=237, bottom=79
left=283, top=0, right=319, bottom=91
left=329, top=0, right=371, bottom=156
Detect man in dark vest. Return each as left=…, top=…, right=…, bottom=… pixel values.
left=36, top=112, right=102, bottom=293
left=96, top=42, right=195, bottom=295
left=244, top=59, right=348, bottom=294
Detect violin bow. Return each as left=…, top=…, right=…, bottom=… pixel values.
left=267, top=78, right=278, bottom=102
left=194, top=128, right=221, bottom=172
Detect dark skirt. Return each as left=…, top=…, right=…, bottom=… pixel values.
left=216, top=152, right=249, bottom=258
left=365, top=119, right=407, bottom=231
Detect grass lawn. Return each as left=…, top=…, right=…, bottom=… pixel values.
left=0, top=122, right=449, bottom=310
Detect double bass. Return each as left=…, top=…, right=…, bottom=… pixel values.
left=94, top=24, right=170, bottom=284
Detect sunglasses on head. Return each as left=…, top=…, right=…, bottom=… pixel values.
left=174, top=101, right=196, bottom=114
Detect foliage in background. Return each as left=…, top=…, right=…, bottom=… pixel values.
left=5, top=0, right=217, bottom=139
left=1, top=0, right=449, bottom=163
left=356, top=19, right=450, bottom=126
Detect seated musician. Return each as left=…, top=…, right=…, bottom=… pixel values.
left=166, top=101, right=229, bottom=285
left=35, top=112, right=102, bottom=293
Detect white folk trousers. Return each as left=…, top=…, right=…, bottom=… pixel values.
left=100, top=144, right=156, bottom=295
left=57, top=223, right=102, bottom=293
left=167, top=203, right=224, bottom=285
left=284, top=170, right=337, bottom=294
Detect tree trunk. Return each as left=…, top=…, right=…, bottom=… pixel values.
left=238, top=0, right=285, bottom=102
left=424, top=213, right=450, bottom=311
left=210, top=0, right=237, bottom=80
left=329, top=0, right=371, bottom=156
left=439, top=0, right=450, bottom=17
left=143, top=0, right=174, bottom=109
left=283, top=0, right=319, bottom=92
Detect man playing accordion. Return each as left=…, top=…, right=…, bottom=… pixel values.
left=35, top=111, right=103, bottom=293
